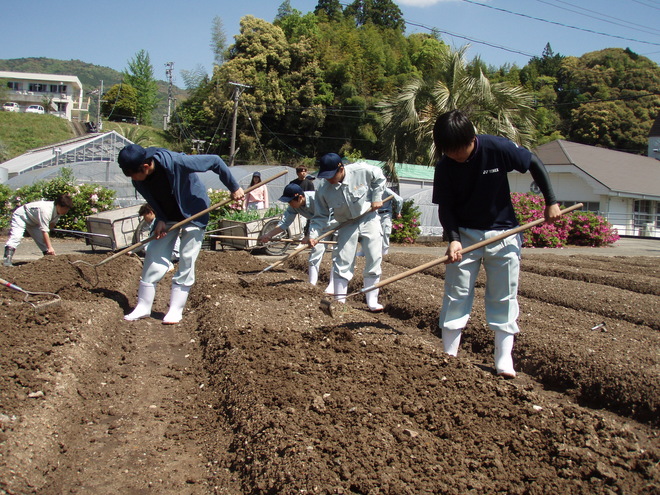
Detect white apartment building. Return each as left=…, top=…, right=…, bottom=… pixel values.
left=1, top=70, right=87, bottom=121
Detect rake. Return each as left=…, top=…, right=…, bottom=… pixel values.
left=0, top=277, right=61, bottom=312
left=70, top=169, right=288, bottom=286
left=319, top=203, right=584, bottom=317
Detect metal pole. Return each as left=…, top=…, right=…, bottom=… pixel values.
left=228, top=82, right=251, bottom=166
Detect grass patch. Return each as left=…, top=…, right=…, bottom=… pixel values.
left=0, top=112, right=73, bottom=160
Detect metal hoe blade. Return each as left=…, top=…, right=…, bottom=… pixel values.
left=319, top=298, right=334, bottom=317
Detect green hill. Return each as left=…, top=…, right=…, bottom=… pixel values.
left=0, top=57, right=187, bottom=128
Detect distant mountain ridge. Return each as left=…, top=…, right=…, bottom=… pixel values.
left=0, top=57, right=124, bottom=91
left=0, top=57, right=186, bottom=128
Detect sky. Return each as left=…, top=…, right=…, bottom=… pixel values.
left=1, top=0, right=659, bottom=87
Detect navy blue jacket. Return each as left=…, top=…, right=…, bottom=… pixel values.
left=132, top=149, right=240, bottom=228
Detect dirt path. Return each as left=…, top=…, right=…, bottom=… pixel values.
left=0, top=247, right=658, bottom=494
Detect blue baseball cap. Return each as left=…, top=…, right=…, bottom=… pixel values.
left=118, top=144, right=157, bottom=171
left=279, top=183, right=304, bottom=202
left=317, top=153, right=343, bottom=179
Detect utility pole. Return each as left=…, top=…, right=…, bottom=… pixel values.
left=228, top=81, right=251, bottom=166
left=164, top=62, right=174, bottom=131
left=97, top=80, right=103, bottom=131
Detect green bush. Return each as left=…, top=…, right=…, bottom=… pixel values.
left=0, top=167, right=115, bottom=232
left=391, top=199, right=421, bottom=244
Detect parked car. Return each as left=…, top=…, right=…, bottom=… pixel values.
left=3, top=102, right=19, bottom=112
left=25, top=105, right=45, bottom=114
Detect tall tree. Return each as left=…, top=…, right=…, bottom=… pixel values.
left=377, top=45, right=536, bottom=183
left=314, top=0, right=342, bottom=21
left=210, top=16, right=227, bottom=66
left=276, top=1, right=294, bottom=21
left=123, top=50, right=159, bottom=125
left=345, top=0, right=405, bottom=31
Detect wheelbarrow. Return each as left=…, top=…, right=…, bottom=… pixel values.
left=319, top=203, right=584, bottom=317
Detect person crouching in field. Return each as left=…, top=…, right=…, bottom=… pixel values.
left=3, top=193, right=73, bottom=267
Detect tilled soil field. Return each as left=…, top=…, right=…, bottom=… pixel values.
left=0, top=246, right=658, bottom=494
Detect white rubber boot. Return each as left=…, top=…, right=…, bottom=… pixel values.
left=494, top=330, right=516, bottom=378
left=442, top=328, right=462, bottom=356
left=334, top=276, right=349, bottom=304
left=308, top=265, right=319, bottom=286
left=124, top=281, right=156, bottom=321
left=324, top=269, right=335, bottom=295
left=364, top=276, right=383, bottom=312
left=163, top=283, right=191, bottom=325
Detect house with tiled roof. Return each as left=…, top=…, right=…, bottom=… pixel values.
left=513, top=140, right=660, bottom=237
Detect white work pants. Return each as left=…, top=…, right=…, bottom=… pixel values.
left=141, top=223, right=204, bottom=286
left=6, top=207, right=47, bottom=252
left=439, top=228, right=522, bottom=335
left=333, top=212, right=382, bottom=282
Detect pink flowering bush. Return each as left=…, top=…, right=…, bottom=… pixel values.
left=567, top=211, right=620, bottom=246
left=511, top=193, right=619, bottom=248
left=391, top=200, right=421, bottom=244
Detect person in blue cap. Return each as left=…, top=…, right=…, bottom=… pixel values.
left=308, top=153, right=387, bottom=312
left=118, top=144, right=244, bottom=324
left=259, top=183, right=336, bottom=291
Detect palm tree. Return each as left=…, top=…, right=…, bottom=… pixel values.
left=377, top=45, right=536, bottom=184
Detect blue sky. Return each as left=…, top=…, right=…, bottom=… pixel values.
left=2, top=0, right=659, bottom=85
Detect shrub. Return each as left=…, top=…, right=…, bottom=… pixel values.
left=391, top=199, right=421, bottom=244
left=567, top=211, right=620, bottom=246
left=205, top=189, right=284, bottom=232
left=511, top=192, right=619, bottom=248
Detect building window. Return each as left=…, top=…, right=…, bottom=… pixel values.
left=633, top=200, right=652, bottom=227
left=561, top=201, right=600, bottom=212
left=59, top=85, right=67, bottom=93
left=7, top=81, right=22, bottom=91
left=50, top=84, right=59, bottom=93
left=28, top=83, right=48, bottom=92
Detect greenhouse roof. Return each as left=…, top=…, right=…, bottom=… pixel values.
left=1, top=131, right=132, bottom=183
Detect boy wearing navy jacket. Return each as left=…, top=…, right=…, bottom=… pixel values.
left=118, top=144, right=244, bottom=324
left=432, top=110, right=562, bottom=377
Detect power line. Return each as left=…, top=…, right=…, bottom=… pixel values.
left=533, top=0, right=660, bottom=37
left=404, top=20, right=535, bottom=59
left=461, top=0, right=660, bottom=47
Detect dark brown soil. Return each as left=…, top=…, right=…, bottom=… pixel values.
left=0, top=247, right=658, bottom=494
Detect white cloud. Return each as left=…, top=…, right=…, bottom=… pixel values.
left=396, top=0, right=457, bottom=6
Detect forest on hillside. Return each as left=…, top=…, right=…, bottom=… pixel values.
left=167, top=0, right=660, bottom=167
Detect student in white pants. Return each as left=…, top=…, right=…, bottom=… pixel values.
left=308, top=153, right=386, bottom=312
left=432, top=110, right=562, bottom=378
left=118, top=144, right=244, bottom=324
left=259, top=183, right=336, bottom=292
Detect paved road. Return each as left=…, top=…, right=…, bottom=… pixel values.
left=2, top=235, right=658, bottom=265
